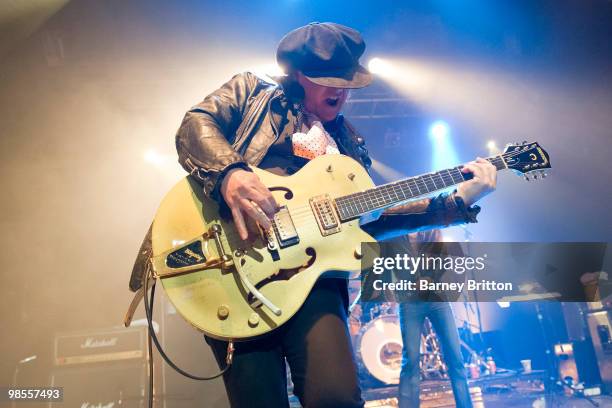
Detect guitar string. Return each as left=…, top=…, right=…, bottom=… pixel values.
left=199, top=148, right=543, bottom=266
left=205, top=149, right=539, bottom=236
left=276, top=148, right=539, bottom=218
left=279, top=154, right=515, bottom=220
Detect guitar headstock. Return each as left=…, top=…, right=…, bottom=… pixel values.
left=503, top=141, right=551, bottom=181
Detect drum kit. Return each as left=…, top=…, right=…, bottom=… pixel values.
left=348, top=301, right=449, bottom=386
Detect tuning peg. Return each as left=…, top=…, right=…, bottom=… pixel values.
left=542, top=172, right=547, bottom=178
left=524, top=175, right=530, bottom=181
left=533, top=174, right=538, bottom=180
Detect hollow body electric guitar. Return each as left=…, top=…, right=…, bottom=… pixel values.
left=151, top=142, right=550, bottom=341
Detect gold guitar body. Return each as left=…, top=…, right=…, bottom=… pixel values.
left=151, top=155, right=376, bottom=341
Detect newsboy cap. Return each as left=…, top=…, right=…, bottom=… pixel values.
left=276, top=22, right=373, bottom=89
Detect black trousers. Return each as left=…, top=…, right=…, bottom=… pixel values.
left=206, top=279, right=364, bottom=408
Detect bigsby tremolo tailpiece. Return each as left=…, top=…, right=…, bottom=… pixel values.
left=150, top=224, right=234, bottom=279
left=151, top=224, right=282, bottom=317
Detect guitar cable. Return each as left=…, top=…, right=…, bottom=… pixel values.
left=143, top=269, right=234, bottom=408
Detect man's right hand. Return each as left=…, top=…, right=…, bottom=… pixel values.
left=220, top=168, right=278, bottom=240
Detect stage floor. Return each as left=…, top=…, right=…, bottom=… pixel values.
left=288, top=370, right=612, bottom=407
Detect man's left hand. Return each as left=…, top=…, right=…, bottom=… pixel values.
left=455, top=157, right=497, bottom=206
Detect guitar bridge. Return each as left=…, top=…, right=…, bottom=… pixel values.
left=310, top=194, right=341, bottom=236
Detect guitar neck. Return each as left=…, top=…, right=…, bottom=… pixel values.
left=334, top=155, right=507, bottom=221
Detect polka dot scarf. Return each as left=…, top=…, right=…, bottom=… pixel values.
left=292, top=107, right=340, bottom=160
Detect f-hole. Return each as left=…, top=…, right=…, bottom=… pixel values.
left=269, top=186, right=293, bottom=200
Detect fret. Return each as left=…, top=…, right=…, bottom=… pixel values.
left=392, top=183, right=403, bottom=201
left=422, top=174, right=436, bottom=192
left=442, top=170, right=454, bottom=186
left=342, top=205, right=351, bottom=219
left=381, top=184, right=391, bottom=200
left=382, top=184, right=394, bottom=205
left=355, top=197, right=366, bottom=214
left=399, top=180, right=414, bottom=198
left=434, top=172, right=447, bottom=188
left=366, top=192, right=379, bottom=210
left=392, top=184, right=401, bottom=201
left=372, top=189, right=384, bottom=207
left=383, top=184, right=394, bottom=203
left=490, top=156, right=506, bottom=171
left=336, top=201, right=345, bottom=219
left=428, top=174, right=438, bottom=191
left=360, top=194, right=370, bottom=213
left=432, top=172, right=443, bottom=188
left=431, top=172, right=440, bottom=188
left=377, top=187, right=388, bottom=204
left=337, top=199, right=349, bottom=219
left=353, top=197, right=361, bottom=214
left=336, top=153, right=510, bottom=221
left=364, top=193, right=376, bottom=211
left=360, top=193, right=372, bottom=212
left=349, top=198, right=359, bottom=216
left=416, top=178, right=427, bottom=195
left=407, top=179, right=418, bottom=197
left=375, top=186, right=386, bottom=207
left=394, top=183, right=407, bottom=200
left=449, top=168, right=462, bottom=184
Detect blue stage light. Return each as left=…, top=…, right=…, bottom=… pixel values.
left=429, top=120, right=450, bottom=141
left=429, top=120, right=459, bottom=171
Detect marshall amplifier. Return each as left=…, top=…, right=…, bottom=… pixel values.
left=54, top=326, right=145, bottom=365
left=50, top=326, right=150, bottom=407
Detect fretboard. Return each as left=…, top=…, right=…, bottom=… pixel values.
left=334, top=155, right=506, bottom=221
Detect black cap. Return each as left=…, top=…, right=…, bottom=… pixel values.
left=276, top=22, right=372, bottom=89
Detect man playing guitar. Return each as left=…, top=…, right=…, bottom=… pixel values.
left=171, top=22, right=496, bottom=408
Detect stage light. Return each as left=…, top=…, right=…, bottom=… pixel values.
left=496, top=301, right=510, bottom=308
left=250, top=63, right=285, bottom=81
left=143, top=149, right=165, bottom=166
left=368, top=58, right=394, bottom=77
left=429, top=120, right=450, bottom=141
left=429, top=120, right=459, bottom=172
left=487, top=140, right=501, bottom=155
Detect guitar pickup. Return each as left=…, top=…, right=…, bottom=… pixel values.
left=272, top=206, right=299, bottom=248
left=310, top=194, right=342, bottom=236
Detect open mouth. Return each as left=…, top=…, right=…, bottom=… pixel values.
left=325, top=97, right=339, bottom=107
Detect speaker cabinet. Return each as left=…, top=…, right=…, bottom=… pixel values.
left=50, top=361, right=146, bottom=407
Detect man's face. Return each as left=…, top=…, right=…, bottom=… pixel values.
left=296, top=72, right=349, bottom=123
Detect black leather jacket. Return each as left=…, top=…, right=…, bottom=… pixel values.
left=175, top=72, right=374, bottom=196
left=129, top=72, right=479, bottom=292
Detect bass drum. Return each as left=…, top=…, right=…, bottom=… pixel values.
left=356, top=314, right=403, bottom=385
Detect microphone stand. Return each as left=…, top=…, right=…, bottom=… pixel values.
left=11, top=356, right=37, bottom=408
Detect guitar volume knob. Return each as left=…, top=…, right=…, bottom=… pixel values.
left=217, top=305, right=230, bottom=320
left=248, top=313, right=260, bottom=327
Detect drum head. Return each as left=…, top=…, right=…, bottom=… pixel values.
left=357, top=314, right=403, bottom=385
